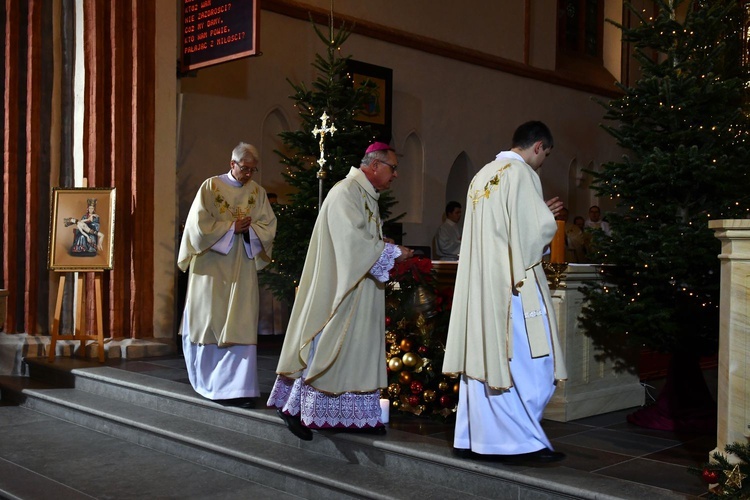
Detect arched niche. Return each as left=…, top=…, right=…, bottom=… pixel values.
left=445, top=152, right=473, bottom=214
left=261, top=107, right=293, bottom=203
left=390, top=132, right=424, bottom=224
left=567, top=157, right=594, bottom=221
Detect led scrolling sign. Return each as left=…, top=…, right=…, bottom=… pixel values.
left=180, top=0, right=259, bottom=72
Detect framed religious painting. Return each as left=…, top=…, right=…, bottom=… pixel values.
left=346, top=59, right=393, bottom=143
left=48, top=187, right=116, bottom=271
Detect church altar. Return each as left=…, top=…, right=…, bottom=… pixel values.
left=432, top=261, right=645, bottom=422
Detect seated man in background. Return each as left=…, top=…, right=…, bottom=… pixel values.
left=434, top=201, right=462, bottom=261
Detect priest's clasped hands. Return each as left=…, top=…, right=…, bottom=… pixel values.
left=234, top=216, right=253, bottom=233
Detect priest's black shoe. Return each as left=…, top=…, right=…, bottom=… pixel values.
left=512, top=448, right=566, bottom=464
left=277, top=409, right=313, bottom=441
left=215, top=397, right=256, bottom=409
left=354, top=425, right=387, bottom=435
left=452, top=447, right=565, bottom=464
left=452, top=448, right=477, bottom=459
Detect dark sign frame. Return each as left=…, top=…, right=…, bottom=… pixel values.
left=180, top=0, right=260, bottom=72
left=346, top=59, right=393, bottom=144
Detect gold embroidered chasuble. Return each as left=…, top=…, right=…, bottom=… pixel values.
left=443, top=157, right=568, bottom=390
left=178, top=176, right=277, bottom=346
left=276, top=167, right=388, bottom=395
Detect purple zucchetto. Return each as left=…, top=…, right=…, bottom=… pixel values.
left=365, top=142, right=395, bottom=154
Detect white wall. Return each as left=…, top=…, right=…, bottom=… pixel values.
left=177, top=5, right=622, bottom=249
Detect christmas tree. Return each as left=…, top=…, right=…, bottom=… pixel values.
left=580, top=0, right=750, bottom=430
left=260, top=21, right=397, bottom=304
left=692, top=441, right=750, bottom=499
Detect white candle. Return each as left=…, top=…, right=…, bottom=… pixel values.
left=379, top=398, right=390, bottom=424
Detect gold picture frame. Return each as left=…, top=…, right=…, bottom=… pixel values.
left=48, top=187, right=116, bottom=271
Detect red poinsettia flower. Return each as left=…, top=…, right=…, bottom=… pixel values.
left=389, top=255, right=433, bottom=283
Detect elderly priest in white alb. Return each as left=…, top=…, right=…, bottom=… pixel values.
left=178, top=142, right=277, bottom=409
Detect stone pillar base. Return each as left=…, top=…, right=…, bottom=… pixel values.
left=0, top=333, right=177, bottom=376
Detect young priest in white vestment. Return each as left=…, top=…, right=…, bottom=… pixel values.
left=443, top=121, right=568, bottom=463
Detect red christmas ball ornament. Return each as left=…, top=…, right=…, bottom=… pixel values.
left=410, top=380, right=423, bottom=394
left=407, top=395, right=420, bottom=406
left=417, top=345, right=429, bottom=356
left=385, top=316, right=392, bottom=327
left=439, top=395, right=453, bottom=408
left=701, top=468, right=719, bottom=484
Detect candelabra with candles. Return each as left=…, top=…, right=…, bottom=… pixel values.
left=543, top=220, right=567, bottom=289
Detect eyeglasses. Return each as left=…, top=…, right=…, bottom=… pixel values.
left=233, top=161, right=259, bottom=173
left=377, top=159, right=398, bottom=172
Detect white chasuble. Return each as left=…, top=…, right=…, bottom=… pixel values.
left=275, top=168, right=388, bottom=395
left=442, top=154, right=567, bottom=390
left=178, top=175, right=276, bottom=347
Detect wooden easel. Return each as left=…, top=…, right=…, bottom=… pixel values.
left=49, top=272, right=105, bottom=362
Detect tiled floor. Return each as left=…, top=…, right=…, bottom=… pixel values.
left=114, top=339, right=717, bottom=498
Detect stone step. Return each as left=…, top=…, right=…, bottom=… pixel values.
left=0, top=358, right=689, bottom=499
left=0, top=405, right=303, bottom=500
left=2, top=380, right=469, bottom=499
left=17, top=359, right=576, bottom=498
left=2, top=361, right=495, bottom=499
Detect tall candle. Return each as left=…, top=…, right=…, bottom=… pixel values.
left=550, top=220, right=566, bottom=263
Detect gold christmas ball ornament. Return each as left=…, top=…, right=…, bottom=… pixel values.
left=399, top=371, right=412, bottom=384
left=388, top=357, right=403, bottom=372
left=388, top=383, right=401, bottom=397
left=399, top=339, right=413, bottom=352
left=389, top=344, right=402, bottom=356
left=438, top=380, right=449, bottom=392
left=453, top=382, right=460, bottom=394
left=385, top=331, right=397, bottom=344
left=402, top=352, right=420, bottom=367
left=423, top=390, right=436, bottom=402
